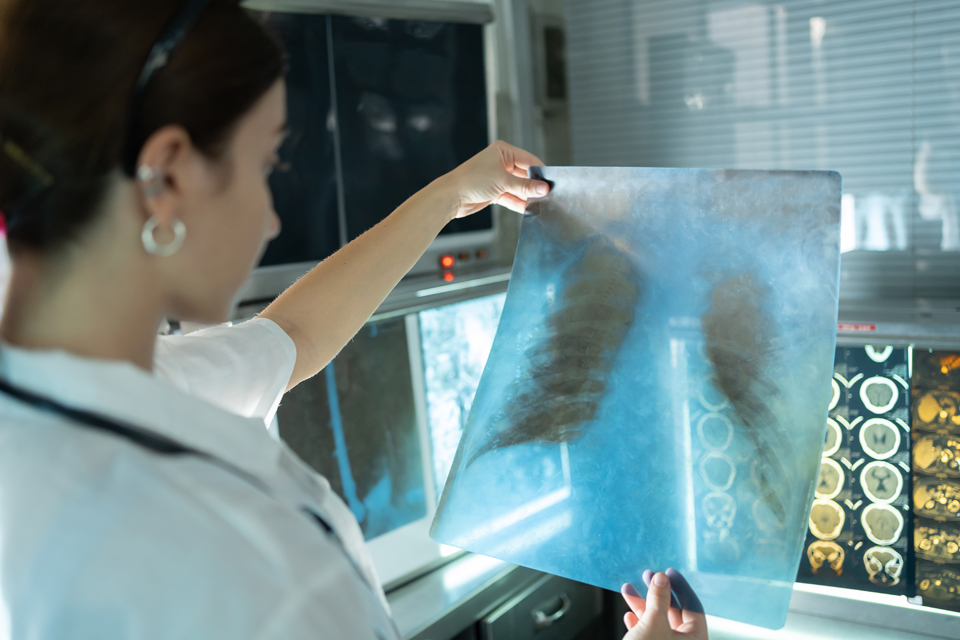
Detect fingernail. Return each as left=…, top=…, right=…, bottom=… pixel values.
left=536, top=182, right=548, bottom=195
left=621, top=583, right=641, bottom=598
left=653, top=573, right=669, bottom=588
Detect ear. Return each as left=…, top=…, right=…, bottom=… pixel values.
left=134, top=125, right=198, bottom=227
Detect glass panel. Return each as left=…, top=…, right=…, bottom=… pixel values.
left=419, top=293, right=506, bottom=497
left=256, top=13, right=341, bottom=267
left=431, top=167, right=842, bottom=630
left=278, top=317, right=427, bottom=540
left=566, top=0, right=960, bottom=302
left=330, top=16, right=492, bottom=239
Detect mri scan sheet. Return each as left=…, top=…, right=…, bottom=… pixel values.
left=430, top=167, right=843, bottom=629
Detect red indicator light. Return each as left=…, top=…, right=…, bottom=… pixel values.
left=440, top=255, right=455, bottom=268
left=443, top=272, right=455, bottom=282
left=476, top=249, right=488, bottom=259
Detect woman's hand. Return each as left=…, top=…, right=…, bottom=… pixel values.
left=621, top=569, right=708, bottom=640
left=444, top=140, right=550, bottom=218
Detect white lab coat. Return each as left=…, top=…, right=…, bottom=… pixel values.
left=0, top=318, right=397, bottom=640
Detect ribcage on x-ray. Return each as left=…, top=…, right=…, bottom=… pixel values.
left=702, top=272, right=792, bottom=520
left=466, top=235, right=641, bottom=466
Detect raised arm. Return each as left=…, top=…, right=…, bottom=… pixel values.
left=259, top=141, right=549, bottom=391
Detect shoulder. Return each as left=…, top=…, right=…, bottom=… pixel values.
left=155, top=317, right=296, bottom=369
left=154, top=317, right=297, bottom=421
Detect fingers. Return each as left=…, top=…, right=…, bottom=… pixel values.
left=506, top=165, right=529, bottom=179
left=497, top=140, right=545, bottom=170
left=665, top=569, right=708, bottom=636
left=665, top=568, right=705, bottom=615
left=494, top=192, right=528, bottom=214
left=620, top=583, right=646, bottom=618
left=640, top=572, right=673, bottom=625
left=642, top=569, right=681, bottom=610
left=668, top=606, right=683, bottom=630
left=503, top=173, right=550, bottom=201
left=623, top=611, right=639, bottom=630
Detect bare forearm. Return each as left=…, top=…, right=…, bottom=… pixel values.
left=261, top=176, right=458, bottom=389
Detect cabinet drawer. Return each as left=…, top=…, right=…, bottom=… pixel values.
left=480, top=575, right=601, bottom=640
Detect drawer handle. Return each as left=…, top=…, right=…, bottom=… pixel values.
left=533, top=593, right=572, bottom=630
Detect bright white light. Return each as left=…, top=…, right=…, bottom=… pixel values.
left=488, top=510, right=573, bottom=558
left=840, top=193, right=857, bottom=253
left=809, top=17, right=826, bottom=48
left=454, top=486, right=571, bottom=548
left=441, top=553, right=507, bottom=591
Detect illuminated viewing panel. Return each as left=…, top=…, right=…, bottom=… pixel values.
left=419, top=294, right=506, bottom=498
left=431, top=166, right=843, bottom=629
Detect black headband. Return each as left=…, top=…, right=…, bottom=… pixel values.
left=120, top=0, right=212, bottom=177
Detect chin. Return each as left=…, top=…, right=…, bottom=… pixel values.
left=170, top=295, right=237, bottom=326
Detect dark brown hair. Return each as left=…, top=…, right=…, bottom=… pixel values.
left=0, top=0, right=284, bottom=255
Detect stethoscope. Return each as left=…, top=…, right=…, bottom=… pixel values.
left=0, top=375, right=400, bottom=639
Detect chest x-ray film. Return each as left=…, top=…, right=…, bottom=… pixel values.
left=430, top=167, right=842, bottom=629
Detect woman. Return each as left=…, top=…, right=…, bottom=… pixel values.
left=0, top=0, right=706, bottom=638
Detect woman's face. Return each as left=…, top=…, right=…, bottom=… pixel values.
left=166, top=80, right=286, bottom=323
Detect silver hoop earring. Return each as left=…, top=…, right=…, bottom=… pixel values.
left=137, top=165, right=165, bottom=199
left=142, top=217, right=186, bottom=257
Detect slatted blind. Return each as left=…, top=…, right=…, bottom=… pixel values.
left=566, top=0, right=960, bottom=316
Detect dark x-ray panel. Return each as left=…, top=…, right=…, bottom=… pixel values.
left=797, top=346, right=912, bottom=595
left=278, top=317, right=426, bottom=540
left=331, top=16, right=491, bottom=240
left=258, top=13, right=341, bottom=267
left=431, top=167, right=842, bottom=629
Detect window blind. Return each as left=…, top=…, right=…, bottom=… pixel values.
left=566, top=0, right=960, bottom=317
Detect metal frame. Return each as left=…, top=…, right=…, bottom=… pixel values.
left=243, top=0, right=494, bottom=23
left=789, top=584, right=960, bottom=639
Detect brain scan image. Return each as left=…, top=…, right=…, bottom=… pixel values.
left=859, top=418, right=900, bottom=460
left=815, top=459, right=844, bottom=500
left=430, top=167, right=842, bottom=630
left=864, top=345, right=894, bottom=363
left=823, top=418, right=842, bottom=457
left=829, top=379, right=841, bottom=411
left=863, top=546, right=903, bottom=587
left=809, top=499, right=846, bottom=540
left=860, top=376, right=898, bottom=414
left=807, top=541, right=845, bottom=577
left=859, top=461, right=903, bottom=504
left=861, top=503, right=904, bottom=546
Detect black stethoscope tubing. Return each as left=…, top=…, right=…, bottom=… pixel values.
left=0, top=375, right=395, bottom=624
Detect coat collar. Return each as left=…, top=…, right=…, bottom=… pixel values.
left=0, top=342, right=279, bottom=479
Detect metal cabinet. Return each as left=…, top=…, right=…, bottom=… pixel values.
left=480, top=575, right=602, bottom=640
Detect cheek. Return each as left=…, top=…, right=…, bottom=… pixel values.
left=231, top=167, right=276, bottom=245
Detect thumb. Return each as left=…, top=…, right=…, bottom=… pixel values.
left=640, top=572, right=673, bottom=627
left=504, top=173, right=550, bottom=201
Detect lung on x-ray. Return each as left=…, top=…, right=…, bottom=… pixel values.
left=430, top=167, right=842, bottom=629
